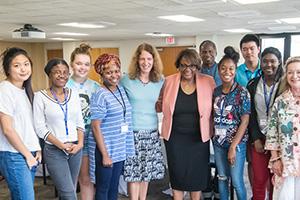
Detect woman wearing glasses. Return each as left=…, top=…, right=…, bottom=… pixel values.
left=34, top=58, right=85, bottom=199
left=156, top=49, right=215, bottom=200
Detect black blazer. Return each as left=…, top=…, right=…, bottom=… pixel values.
left=246, top=76, right=281, bottom=143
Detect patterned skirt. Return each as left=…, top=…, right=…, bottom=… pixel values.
left=123, top=129, right=165, bottom=182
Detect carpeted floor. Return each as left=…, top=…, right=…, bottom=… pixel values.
left=0, top=175, right=172, bottom=200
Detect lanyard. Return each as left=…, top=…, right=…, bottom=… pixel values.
left=245, top=68, right=261, bottom=82
left=105, top=85, right=126, bottom=120
left=219, top=82, right=236, bottom=126
left=50, top=87, right=69, bottom=136
left=263, top=78, right=275, bottom=116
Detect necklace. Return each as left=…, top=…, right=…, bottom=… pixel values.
left=138, top=77, right=150, bottom=86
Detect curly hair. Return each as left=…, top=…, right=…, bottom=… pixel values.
left=128, top=43, right=163, bottom=82
left=94, top=53, right=121, bottom=75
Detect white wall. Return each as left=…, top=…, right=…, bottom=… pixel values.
left=44, top=34, right=245, bottom=73
left=58, top=37, right=196, bottom=73
left=196, top=33, right=245, bottom=64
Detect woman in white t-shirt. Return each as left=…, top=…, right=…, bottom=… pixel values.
left=0, top=47, right=41, bottom=200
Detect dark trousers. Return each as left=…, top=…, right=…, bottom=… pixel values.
left=95, top=148, right=124, bottom=200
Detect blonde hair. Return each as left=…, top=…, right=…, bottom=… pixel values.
left=70, top=43, right=92, bottom=63
left=277, top=56, right=300, bottom=95
left=128, top=43, right=163, bottom=82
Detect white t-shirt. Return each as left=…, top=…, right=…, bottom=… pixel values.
left=33, top=88, right=85, bottom=144
left=0, top=80, right=41, bottom=152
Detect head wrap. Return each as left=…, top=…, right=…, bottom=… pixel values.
left=94, top=53, right=121, bottom=75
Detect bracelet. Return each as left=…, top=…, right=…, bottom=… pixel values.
left=269, top=156, right=281, bottom=163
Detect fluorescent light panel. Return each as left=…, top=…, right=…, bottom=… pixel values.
left=279, top=17, right=300, bottom=24
left=158, top=15, right=204, bottom=22
left=232, top=0, right=280, bottom=4
left=268, top=25, right=297, bottom=31
left=224, top=28, right=252, bottom=33
left=145, top=32, right=173, bottom=37
left=50, top=37, right=77, bottom=41
left=58, top=23, right=105, bottom=28
left=54, top=32, right=88, bottom=36
left=218, top=10, right=261, bottom=18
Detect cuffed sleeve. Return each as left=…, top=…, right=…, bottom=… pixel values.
left=265, top=100, right=280, bottom=150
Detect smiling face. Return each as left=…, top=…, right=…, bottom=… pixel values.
left=101, top=61, right=121, bottom=89
left=178, top=58, right=197, bottom=81
left=138, top=50, right=154, bottom=75
left=241, top=41, right=260, bottom=63
left=261, top=53, right=280, bottom=79
left=286, top=62, right=300, bottom=90
left=219, top=58, right=236, bottom=85
left=71, top=54, right=91, bottom=79
left=49, top=64, right=69, bottom=88
left=200, top=43, right=216, bottom=67
left=8, top=54, right=32, bottom=85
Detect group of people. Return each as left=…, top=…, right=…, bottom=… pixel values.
left=0, top=33, right=299, bottom=200
left=0, top=43, right=165, bottom=200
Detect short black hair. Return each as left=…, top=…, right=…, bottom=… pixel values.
left=261, top=47, right=283, bottom=82
left=199, top=40, right=217, bottom=51
left=240, top=34, right=260, bottom=49
left=44, top=58, right=69, bottom=76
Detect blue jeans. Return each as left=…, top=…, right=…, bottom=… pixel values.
left=213, top=142, right=247, bottom=200
left=0, top=151, right=37, bottom=200
left=95, top=148, right=124, bottom=200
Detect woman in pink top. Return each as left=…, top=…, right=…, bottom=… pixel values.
left=156, top=49, right=215, bottom=200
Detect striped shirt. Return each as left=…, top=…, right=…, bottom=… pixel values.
left=88, top=85, right=135, bottom=183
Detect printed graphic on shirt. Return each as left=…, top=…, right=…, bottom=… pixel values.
left=213, top=84, right=251, bottom=144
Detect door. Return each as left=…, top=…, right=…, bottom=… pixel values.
left=157, top=46, right=193, bottom=77
left=89, top=48, right=119, bottom=83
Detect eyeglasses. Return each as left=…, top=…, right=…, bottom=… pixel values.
left=51, top=70, right=69, bottom=77
left=179, top=63, right=197, bottom=71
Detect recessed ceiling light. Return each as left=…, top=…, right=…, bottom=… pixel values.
left=218, top=10, right=261, bottom=18
left=224, top=28, right=252, bottom=33
left=248, top=19, right=281, bottom=26
left=268, top=25, right=297, bottom=31
left=53, top=32, right=89, bottom=36
left=58, top=23, right=105, bottom=28
left=145, top=32, right=173, bottom=37
left=158, top=15, right=204, bottom=22
left=279, top=17, right=300, bottom=24
left=232, top=0, right=280, bottom=4
left=50, top=37, right=78, bottom=41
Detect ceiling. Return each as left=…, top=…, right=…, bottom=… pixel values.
left=1, top=0, right=300, bottom=42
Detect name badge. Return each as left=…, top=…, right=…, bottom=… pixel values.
left=121, top=122, right=129, bottom=133
left=259, top=119, right=267, bottom=127
left=216, top=128, right=227, bottom=144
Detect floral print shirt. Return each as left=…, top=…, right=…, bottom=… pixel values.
left=265, top=89, right=300, bottom=177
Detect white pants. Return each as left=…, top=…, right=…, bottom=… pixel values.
left=273, top=176, right=300, bottom=200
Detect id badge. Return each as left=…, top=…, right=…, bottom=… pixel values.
left=216, top=128, right=227, bottom=144
left=259, top=119, right=267, bottom=127
left=121, top=122, right=129, bottom=133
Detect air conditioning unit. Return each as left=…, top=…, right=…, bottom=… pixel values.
left=12, top=24, right=46, bottom=39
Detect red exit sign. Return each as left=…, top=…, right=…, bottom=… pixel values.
left=166, top=36, right=175, bottom=44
